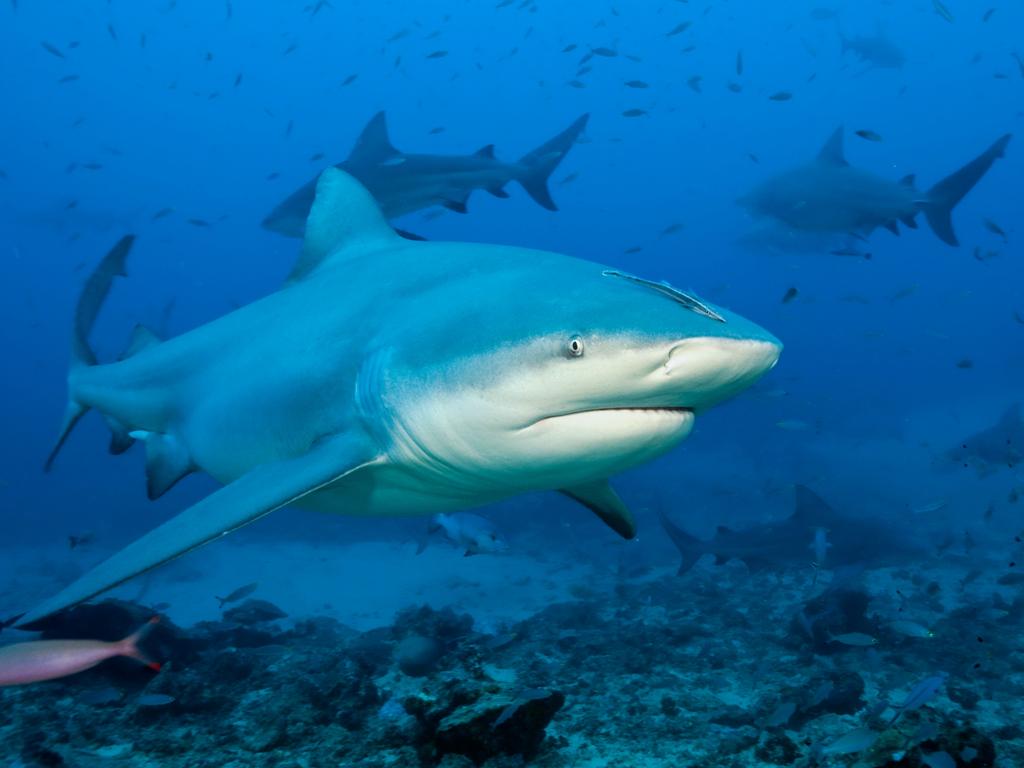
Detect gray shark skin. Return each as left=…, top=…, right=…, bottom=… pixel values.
left=838, top=24, right=906, bottom=70
left=263, top=112, right=589, bottom=238
left=659, top=485, right=923, bottom=574
left=21, top=169, right=780, bottom=627
left=739, top=127, right=1012, bottom=247
left=943, top=404, right=1023, bottom=476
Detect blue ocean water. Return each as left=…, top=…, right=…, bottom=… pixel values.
left=1, top=1, right=1022, bottom=766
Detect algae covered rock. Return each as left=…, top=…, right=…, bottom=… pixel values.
left=433, top=688, right=565, bottom=764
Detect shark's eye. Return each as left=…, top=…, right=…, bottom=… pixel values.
left=567, top=335, right=585, bottom=357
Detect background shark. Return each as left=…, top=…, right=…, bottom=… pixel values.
left=739, top=127, right=1012, bottom=247
left=20, top=169, right=780, bottom=627
left=658, top=484, right=924, bottom=573
left=262, top=112, right=589, bottom=238
left=838, top=23, right=906, bottom=70
left=942, top=404, right=1022, bottom=476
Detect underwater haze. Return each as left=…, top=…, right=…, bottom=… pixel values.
left=1, top=0, right=1022, bottom=766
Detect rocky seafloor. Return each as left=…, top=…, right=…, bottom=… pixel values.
left=2, top=561, right=1022, bottom=768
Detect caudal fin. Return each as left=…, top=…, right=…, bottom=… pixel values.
left=44, top=235, right=135, bottom=471
left=517, top=113, right=589, bottom=211
left=118, top=616, right=162, bottom=671
left=657, top=507, right=705, bottom=575
left=921, top=134, right=1012, bottom=246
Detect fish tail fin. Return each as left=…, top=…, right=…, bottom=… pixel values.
left=44, top=235, right=136, bottom=472
left=119, top=616, right=161, bottom=671
left=516, top=113, right=589, bottom=211
left=920, top=134, right=1011, bottom=246
left=656, top=507, right=704, bottom=575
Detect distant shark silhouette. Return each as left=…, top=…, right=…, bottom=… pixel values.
left=942, top=404, right=1022, bottom=476
left=21, top=168, right=779, bottom=627
left=659, top=485, right=923, bottom=573
left=263, top=112, right=589, bottom=237
left=739, top=127, right=1011, bottom=247
left=838, top=22, right=906, bottom=70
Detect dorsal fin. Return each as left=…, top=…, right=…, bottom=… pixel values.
left=119, top=324, right=161, bottom=361
left=288, top=168, right=400, bottom=281
left=817, top=126, right=848, bottom=167
left=475, top=144, right=496, bottom=158
left=899, top=173, right=916, bottom=188
left=348, top=111, right=399, bottom=164
left=792, top=485, right=839, bottom=525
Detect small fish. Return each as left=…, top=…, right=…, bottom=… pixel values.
left=830, top=247, right=872, bottom=259
left=624, top=80, right=649, bottom=88
left=591, top=47, right=617, bottom=57
left=426, top=50, right=448, bottom=59
left=827, top=632, right=878, bottom=647
left=0, top=618, right=160, bottom=686
left=982, top=8, right=995, bottom=22
left=40, top=40, right=65, bottom=58
left=58, top=74, right=79, bottom=84
left=624, top=246, right=642, bottom=254
left=781, top=287, right=798, bottom=304
left=216, top=582, right=258, bottom=608
left=660, top=222, right=684, bottom=237
left=891, top=674, right=947, bottom=723
left=187, top=218, right=210, bottom=227
left=822, top=727, right=878, bottom=755
left=622, top=108, right=647, bottom=117
left=82, top=162, right=103, bottom=170
left=566, top=80, right=586, bottom=89
left=911, top=498, right=947, bottom=514
left=1015, top=311, right=1024, bottom=325
left=889, top=620, right=934, bottom=638
left=559, top=172, right=579, bottom=185
left=68, top=533, right=94, bottom=549
left=266, top=172, right=280, bottom=181
left=561, top=44, right=577, bottom=53
left=735, top=50, right=744, bottom=76
left=996, top=572, right=1024, bottom=586
left=727, top=82, right=743, bottom=93
left=309, top=152, right=325, bottom=162
left=137, top=693, right=175, bottom=707
left=687, top=75, right=702, bottom=93
left=932, top=0, right=955, bottom=23
left=955, top=358, right=973, bottom=369
left=665, top=21, right=691, bottom=37
left=428, top=126, right=445, bottom=135
left=152, top=208, right=174, bottom=220
left=107, top=23, right=118, bottom=41
left=283, top=42, right=297, bottom=55
left=768, top=91, right=792, bottom=101
left=234, top=73, right=243, bottom=87
left=983, top=218, right=1007, bottom=241
left=854, top=129, right=883, bottom=142
left=341, top=73, right=358, bottom=86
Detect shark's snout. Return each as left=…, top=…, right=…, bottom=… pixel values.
left=664, top=337, right=781, bottom=412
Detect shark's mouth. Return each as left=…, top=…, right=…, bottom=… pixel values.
left=529, top=406, right=694, bottom=431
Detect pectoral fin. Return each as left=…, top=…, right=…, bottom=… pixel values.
left=18, top=432, right=382, bottom=628
left=560, top=480, right=636, bottom=539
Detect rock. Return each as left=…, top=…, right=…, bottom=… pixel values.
left=397, top=634, right=444, bottom=677
left=434, top=689, right=565, bottom=764
left=755, top=733, right=799, bottom=765
left=223, top=599, right=287, bottom=625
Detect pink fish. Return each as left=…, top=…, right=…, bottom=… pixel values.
left=0, top=618, right=160, bottom=686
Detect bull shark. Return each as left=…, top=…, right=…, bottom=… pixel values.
left=19, top=168, right=780, bottom=627
left=262, top=112, right=589, bottom=238
left=942, top=404, right=1022, bottom=476
left=659, top=485, right=922, bottom=574
left=838, top=23, right=906, bottom=70
left=739, top=127, right=1012, bottom=247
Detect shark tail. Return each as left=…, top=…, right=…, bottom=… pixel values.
left=516, top=113, right=589, bottom=211
left=920, top=134, right=1012, bottom=246
left=657, top=507, right=706, bottom=575
left=44, top=235, right=135, bottom=472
